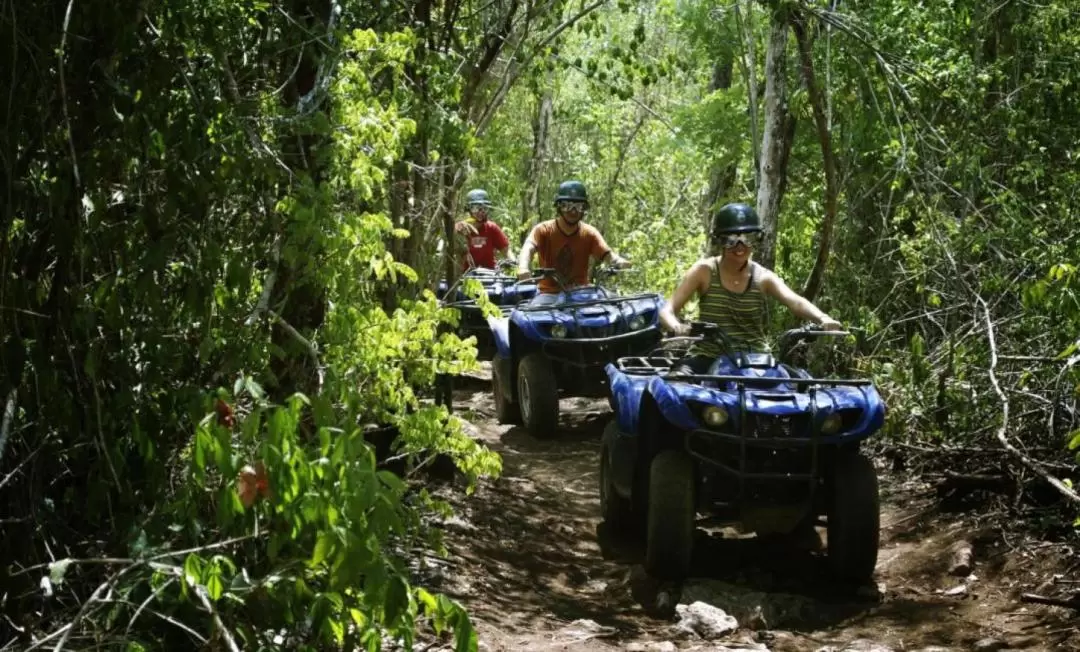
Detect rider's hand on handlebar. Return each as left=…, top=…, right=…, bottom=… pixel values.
left=667, top=321, right=691, bottom=336
left=455, top=221, right=478, bottom=237
left=819, top=317, right=843, bottom=330
left=517, top=269, right=532, bottom=281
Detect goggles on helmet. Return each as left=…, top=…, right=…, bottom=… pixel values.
left=718, top=232, right=762, bottom=249
left=557, top=200, right=587, bottom=214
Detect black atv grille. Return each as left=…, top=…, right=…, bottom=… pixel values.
left=577, top=323, right=621, bottom=338
left=744, top=412, right=810, bottom=439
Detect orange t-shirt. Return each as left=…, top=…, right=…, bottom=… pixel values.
left=529, top=220, right=611, bottom=293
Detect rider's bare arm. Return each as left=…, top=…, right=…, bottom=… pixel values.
left=598, top=250, right=632, bottom=268
left=759, top=270, right=841, bottom=329
left=659, top=260, right=712, bottom=334
left=517, top=230, right=538, bottom=279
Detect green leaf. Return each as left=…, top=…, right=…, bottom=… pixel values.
left=49, top=559, right=73, bottom=587
left=376, top=469, right=406, bottom=494
left=384, top=575, right=408, bottom=626
left=453, top=610, right=478, bottom=652
left=1067, top=429, right=1080, bottom=451
left=311, top=532, right=335, bottom=567
left=183, top=554, right=202, bottom=587
left=244, top=376, right=266, bottom=401
left=206, top=570, right=224, bottom=601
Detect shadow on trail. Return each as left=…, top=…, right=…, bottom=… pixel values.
left=438, top=400, right=646, bottom=634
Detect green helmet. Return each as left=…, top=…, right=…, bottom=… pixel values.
left=465, top=188, right=491, bottom=206
left=710, top=202, right=762, bottom=237
left=554, top=180, right=589, bottom=205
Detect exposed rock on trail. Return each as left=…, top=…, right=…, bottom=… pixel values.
left=423, top=377, right=1079, bottom=652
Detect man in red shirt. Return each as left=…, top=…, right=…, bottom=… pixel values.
left=517, top=180, right=631, bottom=301
left=454, top=188, right=512, bottom=271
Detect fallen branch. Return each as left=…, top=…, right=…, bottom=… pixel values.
left=978, top=296, right=1080, bottom=507
left=0, top=387, right=18, bottom=468
left=268, top=310, right=324, bottom=394
left=194, top=585, right=241, bottom=652
left=1020, top=593, right=1080, bottom=610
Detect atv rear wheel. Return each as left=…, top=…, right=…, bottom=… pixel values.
left=645, top=450, right=696, bottom=579
left=517, top=353, right=559, bottom=438
left=600, top=424, right=638, bottom=537
left=827, top=451, right=880, bottom=584
left=492, top=360, right=518, bottom=425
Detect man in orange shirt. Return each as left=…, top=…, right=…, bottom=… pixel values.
left=516, top=180, right=631, bottom=304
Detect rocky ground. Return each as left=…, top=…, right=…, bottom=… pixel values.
left=418, top=376, right=1079, bottom=652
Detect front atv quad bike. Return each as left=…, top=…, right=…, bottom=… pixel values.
left=487, top=266, right=665, bottom=439
left=600, top=421, right=640, bottom=537
left=645, top=449, right=696, bottom=579
left=601, top=321, right=885, bottom=583
left=827, top=450, right=880, bottom=582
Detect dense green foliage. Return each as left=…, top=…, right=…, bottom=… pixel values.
left=2, top=0, right=1079, bottom=648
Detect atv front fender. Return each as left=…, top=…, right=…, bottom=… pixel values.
left=488, top=315, right=511, bottom=359
left=645, top=376, right=699, bottom=431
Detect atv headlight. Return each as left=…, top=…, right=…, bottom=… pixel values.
left=550, top=324, right=568, bottom=338
left=821, top=413, right=842, bottom=434
left=628, top=315, right=647, bottom=331
left=702, top=406, right=729, bottom=428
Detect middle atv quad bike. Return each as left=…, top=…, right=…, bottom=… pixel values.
left=433, top=261, right=539, bottom=410
left=436, top=261, right=539, bottom=358
left=488, top=266, right=665, bottom=438
left=600, top=322, right=885, bottom=584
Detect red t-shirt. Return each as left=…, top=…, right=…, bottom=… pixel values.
left=461, top=218, right=510, bottom=271
left=528, top=220, right=611, bottom=293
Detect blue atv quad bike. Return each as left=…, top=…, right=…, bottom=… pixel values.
left=434, top=262, right=539, bottom=410
left=436, top=261, right=539, bottom=358
left=488, top=266, right=665, bottom=438
left=600, top=322, right=885, bottom=584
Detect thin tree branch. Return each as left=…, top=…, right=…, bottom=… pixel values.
left=0, top=387, right=17, bottom=469
left=59, top=0, right=80, bottom=187
left=194, top=585, right=241, bottom=652
left=978, top=295, right=1080, bottom=507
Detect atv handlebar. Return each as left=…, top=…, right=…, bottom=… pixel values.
left=777, top=324, right=851, bottom=350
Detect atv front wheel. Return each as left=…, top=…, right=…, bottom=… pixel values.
left=645, top=450, right=696, bottom=579
left=517, top=353, right=559, bottom=438
left=827, top=451, right=880, bottom=584
left=492, top=360, right=519, bottom=424
left=600, top=424, right=638, bottom=537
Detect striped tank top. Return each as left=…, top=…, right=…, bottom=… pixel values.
left=689, top=259, right=769, bottom=357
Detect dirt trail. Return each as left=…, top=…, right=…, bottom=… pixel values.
left=425, top=376, right=1079, bottom=652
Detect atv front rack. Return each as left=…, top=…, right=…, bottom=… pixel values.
left=616, top=352, right=874, bottom=506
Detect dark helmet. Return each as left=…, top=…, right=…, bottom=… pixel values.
left=710, top=202, right=762, bottom=238
left=465, top=188, right=491, bottom=206
left=554, top=180, right=589, bottom=206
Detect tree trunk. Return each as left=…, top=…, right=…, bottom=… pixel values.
left=734, top=0, right=761, bottom=190
left=791, top=10, right=839, bottom=302
left=755, top=3, right=794, bottom=271
left=522, top=83, right=553, bottom=232
left=701, top=56, right=738, bottom=229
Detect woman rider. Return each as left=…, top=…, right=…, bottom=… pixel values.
left=658, top=202, right=842, bottom=374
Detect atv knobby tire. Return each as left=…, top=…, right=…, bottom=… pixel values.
left=827, top=451, right=880, bottom=584
left=517, top=353, right=559, bottom=438
left=492, top=360, right=519, bottom=425
left=645, top=450, right=696, bottom=579
left=600, top=423, right=638, bottom=537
